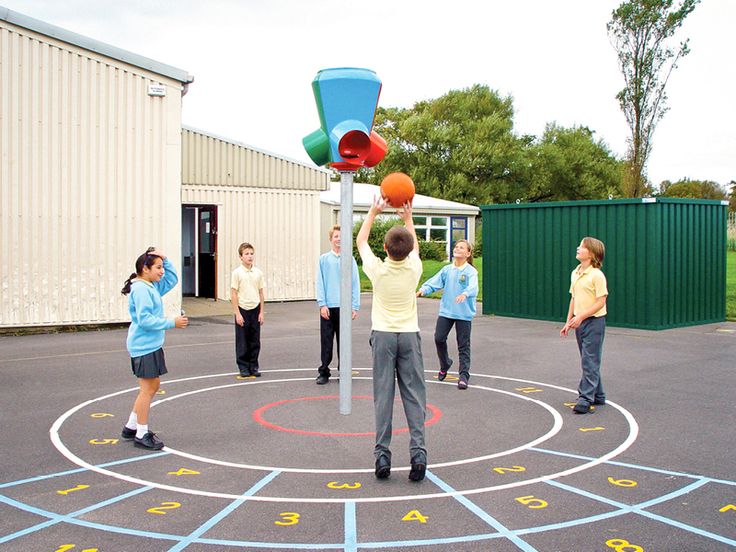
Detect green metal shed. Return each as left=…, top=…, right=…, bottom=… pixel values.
left=481, top=198, right=728, bottom=329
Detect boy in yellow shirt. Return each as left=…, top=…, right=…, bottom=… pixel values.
left=357, top=197, right=427, bottom=481
left=231, top=242, right=265, bottom=378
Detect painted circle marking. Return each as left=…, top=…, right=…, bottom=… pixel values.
left=50, top=370, right=638, bottom=503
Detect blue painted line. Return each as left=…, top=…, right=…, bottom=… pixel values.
left=530, top=446, right=736, bottom=486
left=344, top=501, right=357, bottom=552
left=547, top=478, right=736, bottom=547
left=425, top=470, right=538, bottom=552
left=0, top=451, right=169, bottom=489
left=0, top=486, right=153, bottom=544
left=167, top=470, right=281, bottom=551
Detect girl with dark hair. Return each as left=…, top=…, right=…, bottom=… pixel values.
left=121, top=248, right=188, bottom=449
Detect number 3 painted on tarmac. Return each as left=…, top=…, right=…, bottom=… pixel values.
left=275, top=512, right=300, bottom=526
left=327, top=481, right=361, bottom=489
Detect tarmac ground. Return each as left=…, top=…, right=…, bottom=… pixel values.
left=1, top=296, right=735, bottom=551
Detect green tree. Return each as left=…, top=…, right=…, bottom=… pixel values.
left=527, top=124, right=623, bottom=202
left=659, top=178, right=727, bottom=200
left=359, top=85, right=532, bottom=206
left=608, top=0, right=699, bottom=197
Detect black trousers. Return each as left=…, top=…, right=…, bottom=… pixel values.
left=235, top=306, right=261, bottom=375
left=319, top=307, right=341, bottom=376
left=434, top=315, right=472, bottom=381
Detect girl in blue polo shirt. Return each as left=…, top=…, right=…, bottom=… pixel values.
left=120, top=248, right=188, bottom=450
left=417, top=239, right=479, bottom=389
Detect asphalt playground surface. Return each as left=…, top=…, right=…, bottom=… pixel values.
left=1, top=296, right=735, bottom=551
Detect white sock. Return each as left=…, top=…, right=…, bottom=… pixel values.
left=125, top=412, right=137, bottom=430
left=136, top=424, right=148, bottom=438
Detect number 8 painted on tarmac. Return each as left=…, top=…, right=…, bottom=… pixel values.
left=606, top=538, right=644, bottom=552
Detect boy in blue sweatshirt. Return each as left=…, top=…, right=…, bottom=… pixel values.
left=417, top=240, right=478, bottom=389
left=315, top=225, right=360, bottom=384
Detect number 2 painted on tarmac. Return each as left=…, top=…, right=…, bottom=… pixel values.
left=493, top=465, right=526, bottom=474
left=327, top=481, right=361, bottom=489
left=275, top=512, right=300, bottom=526
left=606, top=538, right=644, bottom=552
left=147, top=501, right=181, bottom=515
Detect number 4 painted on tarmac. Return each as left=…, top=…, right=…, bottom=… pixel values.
left=402, top=510, right=428, bottom=523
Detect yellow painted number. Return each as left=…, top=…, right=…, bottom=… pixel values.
left=156, top=389, right=166, bottom=395
left=515, top=495, right=548, bottom=509
left=719, top=504, right=736, bottom=512
left=579, top=427, right=605, bottom=432
left=275, top=512, right=300, bottom=526
left=88, top=438, right=119, bottom=445
left=515, top=387, right=543, bottom=393
left=402, top=509, right=429, bottom=523
left=55, top=547, right=98, bottom=552
left=167, top=468, right=200, bottom=476
left=326, top=481, right=362, bottom=489
left=606, top=538, right=644, bottom=552
left=564, top=402, right=577, bottom=407
left=493, top=465, right=526, bottom=475
left=608, top=477, right=638, bottom=487
left=57, top=484, right=90, bottom=495
left=147, top=501, right=181, bottom=515
left=89, top=413, right=114, bottom=418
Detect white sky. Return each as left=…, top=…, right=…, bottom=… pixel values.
left=4, top=0, right=735, bottom=190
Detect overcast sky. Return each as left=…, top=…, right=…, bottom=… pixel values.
left=4, top=0, right=734, bottom=190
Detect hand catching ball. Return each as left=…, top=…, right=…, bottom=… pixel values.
left=380, top=172, right=415, bottom=208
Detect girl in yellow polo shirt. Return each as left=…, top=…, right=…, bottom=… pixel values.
left=560, top=237, right=608, bottom=414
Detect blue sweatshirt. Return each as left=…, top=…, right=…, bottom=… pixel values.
left=419, top=262, right=479, bottom=321
left=316, top=251, right=360, bottom=311
left=126, top=258, right=178, bottom=358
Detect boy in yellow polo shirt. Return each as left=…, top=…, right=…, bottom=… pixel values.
left=231, top=242, right=265, bottom=378
left=357, top=197, right=427, bottom=482
left=560, top=237, right=608, bottom=414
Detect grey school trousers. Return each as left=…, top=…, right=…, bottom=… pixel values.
left=575, top=315, right=606, bottom=405
left=370, top=330, right=427, bottom=462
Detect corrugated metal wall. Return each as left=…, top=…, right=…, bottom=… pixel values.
left=0, top=20, right=184, bottom=326
left=182, top=128, right=328, bottom=191
left=482, top=198, right=727, bottom=329
left=182, top=186, right=321, bottom=302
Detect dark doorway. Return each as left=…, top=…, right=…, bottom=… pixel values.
left=181, top=205, right=218, bottom=299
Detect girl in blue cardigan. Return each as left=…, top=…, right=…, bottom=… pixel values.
left=120, top=248, right=187, bottom=450
left=417, top=240, right=479, bottom=389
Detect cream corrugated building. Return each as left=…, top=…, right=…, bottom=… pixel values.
left=0, top=7, right=329, bottom=328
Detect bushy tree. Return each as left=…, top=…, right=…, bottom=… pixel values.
left=659, top=178, right=727, bottom=200
left=359, top=85, right=532, bottom=206
left=608, top=0, right=699, bottom=197
left=526, top=124, right=623, bottom=202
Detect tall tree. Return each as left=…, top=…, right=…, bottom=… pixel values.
left=660, top=178, right=727, bottom=200
left=608, top=0, right=699, bottom=197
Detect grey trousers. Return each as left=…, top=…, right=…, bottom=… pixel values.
left=370, top=331, right=427, bottom=462
left=575, top=316, right=606, bottom=405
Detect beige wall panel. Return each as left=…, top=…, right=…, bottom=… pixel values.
left=181, top=186, right=320, bottom=303
left=182, top=129, right=329, bottom=192
left=0, top=22, right=183, bottom=326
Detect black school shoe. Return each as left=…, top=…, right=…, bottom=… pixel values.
left=250, top=369, right=261, bottom=377
left=316, top=374, right=329, bottom=385
left=134, top=431, right=164, bottom=450
left=121, top=426, right=136, bottom=440
left=375, top=455, right=391, bottom=479
left=409, top=454, right=426, bottom=482
left=573, top=402, right=593, bottom=414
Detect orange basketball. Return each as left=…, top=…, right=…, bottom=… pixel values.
left=380, top=172, right=415, bottom=208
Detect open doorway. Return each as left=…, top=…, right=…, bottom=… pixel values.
left=181, top=205, right=218, bottom=298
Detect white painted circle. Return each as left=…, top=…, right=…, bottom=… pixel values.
left=50, top=370, right=638, bottom=503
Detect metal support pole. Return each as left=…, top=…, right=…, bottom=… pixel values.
left=338, top=171, right=354, bottom=415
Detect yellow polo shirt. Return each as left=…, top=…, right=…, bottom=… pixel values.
left=570, top=264, right=608, bottom=317
left=362, top=250, right=423, bottom=332
left=231, top=264, right=264, bottom=310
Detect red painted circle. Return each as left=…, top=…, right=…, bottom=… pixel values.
left=252, top=395, right=442, bottom=437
